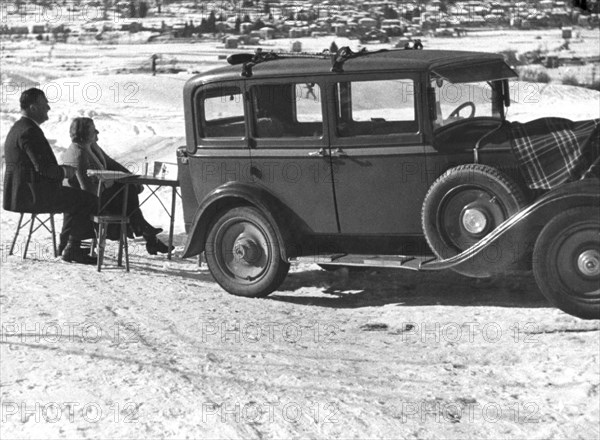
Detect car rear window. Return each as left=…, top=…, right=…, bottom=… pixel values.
left=199, top=86, right=245, bottom=138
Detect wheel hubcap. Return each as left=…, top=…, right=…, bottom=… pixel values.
left=440, top=187, right=505, bottom=252
left=233, top=237, right=262, bottom=264
left=215, top=219, right=270, bottom=284
left=577, top=249, right=600, bottom=277
left=462, top=208, right=488, bottom=234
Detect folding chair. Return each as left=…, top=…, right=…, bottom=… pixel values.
left=92, top=214, right=130, bottom=272
left=9, top=213, right=57, bottom=259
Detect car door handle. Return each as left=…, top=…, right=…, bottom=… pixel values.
left=308, top=148, right=328, bottom=157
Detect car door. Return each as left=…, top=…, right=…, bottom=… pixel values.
left=327, top=73, right=430, bottom=235
left=246, top=79, right=338, bottom=233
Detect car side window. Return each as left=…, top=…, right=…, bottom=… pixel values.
left=335, top=79, right=418, bottom=137
left=199, top=86, right=245, bottom=138
left=250, top=83, right=323, bottom=138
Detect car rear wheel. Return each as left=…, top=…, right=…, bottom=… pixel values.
left=533, top=206, right=600, bottom=320
left=422, top=164, right=527, bottom=276
left=205, top=206, right=290, bottom=297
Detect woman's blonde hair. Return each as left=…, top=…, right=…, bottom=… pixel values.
left=69, top=117, right=95, bottom=144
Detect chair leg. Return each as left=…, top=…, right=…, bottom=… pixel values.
left=23, top=214, right=36, bottom=259
left=97, top=222, right=107, bottom=272
left=92, top=217, right=130, bottom=272
left=122, top=222, right=129, bottom=272
left=9, top=213, right=24, bottom=256
left=49, top=214, right=57, bottom=258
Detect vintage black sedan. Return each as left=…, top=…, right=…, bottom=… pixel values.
left=177, top=47, right=599, bottom=319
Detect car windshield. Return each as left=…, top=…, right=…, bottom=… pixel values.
left=432, top=79, right=504, bottom=129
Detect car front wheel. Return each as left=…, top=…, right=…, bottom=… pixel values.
left=533, top=206, right=600, bottom=320
left=205, top=206, right=290, bottom=297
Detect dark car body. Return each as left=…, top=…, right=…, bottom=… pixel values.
left=176, top=48, right=599, bottom=319
left=180, top=50, right=520, bottom=256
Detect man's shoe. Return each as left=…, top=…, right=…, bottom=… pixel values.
left=58, top=242, right=67, bottom=256
left=146, top=237, right=174, bottom=255
left=58, top=234, right=69, bottom=256
left=62, top=245, right=97, bottom=265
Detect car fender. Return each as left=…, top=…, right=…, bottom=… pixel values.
left=423, top=178, right=600, bottom=273
left=182, top=181, right=307, bottom=260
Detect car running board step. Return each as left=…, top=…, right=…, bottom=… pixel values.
left=291, top=254, right=438, bottom=270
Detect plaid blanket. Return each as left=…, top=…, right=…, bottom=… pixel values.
left=509, top=117, right=600, bottom=190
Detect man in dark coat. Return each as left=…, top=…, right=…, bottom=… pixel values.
left=3, top=88, right=98, bottom=264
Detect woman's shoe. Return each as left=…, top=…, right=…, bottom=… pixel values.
left=143, top=225, right=163, bottom=236
left=132, top=220, right=163, bottom=238
left=145, top=237, right=173, bottom=255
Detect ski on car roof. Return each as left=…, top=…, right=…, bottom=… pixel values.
left=226, top=43, right=425, bottom=77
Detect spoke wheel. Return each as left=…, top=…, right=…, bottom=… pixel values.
left=205, top=206, right=289, bottom=297
left=533, top=206, right=600, bottom=320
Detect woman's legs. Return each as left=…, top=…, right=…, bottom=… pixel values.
left=101, top=183, right=160, bottom=237
left=101, top=183, right=169, bottom=253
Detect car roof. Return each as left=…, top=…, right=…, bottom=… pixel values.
left=185, top=49, right=514, bottom=88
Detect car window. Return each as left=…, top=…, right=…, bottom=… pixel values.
left=199, top=86, right=245, bottom=138
left=295, top=83, right=322, bottom=123
left=250, top=83, right=323, bottom=138
left=335, top=79, right=418, bottom=137
left=432, top=80, right=501, bottom=129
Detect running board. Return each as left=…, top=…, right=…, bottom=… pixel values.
left=290, top=254, right=438, bottom=270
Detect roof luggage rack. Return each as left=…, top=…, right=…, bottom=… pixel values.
left=330, top=41, right=422, bottom=72
left=227, top=49, right=330, bottom=77
left=330, top=46, right=389, bottom=72
left=226, top=43, right=423, bottom=76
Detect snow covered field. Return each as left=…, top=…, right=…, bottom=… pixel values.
left=1, top=31, right=599, bottom=439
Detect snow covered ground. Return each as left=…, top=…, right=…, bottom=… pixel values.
left=1, top=32, right=599, bottom=439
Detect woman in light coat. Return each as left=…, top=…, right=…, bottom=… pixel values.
left=61, top=117, right=171, bottom=255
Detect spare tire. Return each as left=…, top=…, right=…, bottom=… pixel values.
left=422, top=164, right=527, bottom=277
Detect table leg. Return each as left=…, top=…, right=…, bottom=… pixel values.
left=122, top=220, right=130, bottom=272
left=167, top=185, right=176, bottom=260
left=118, top=185, right=130, bottom=266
